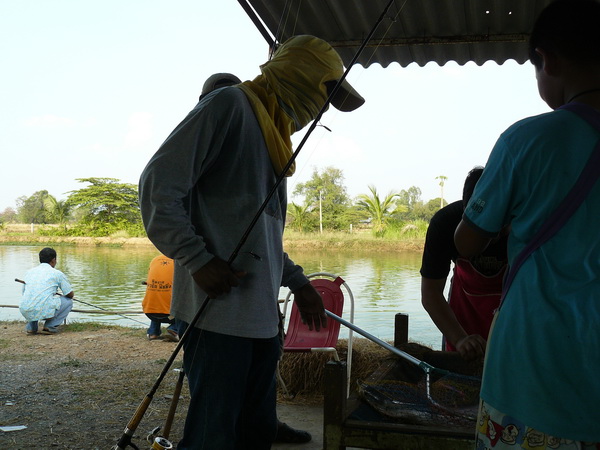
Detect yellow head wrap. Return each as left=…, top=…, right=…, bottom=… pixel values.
left=238, top=35, right=345, bottom=176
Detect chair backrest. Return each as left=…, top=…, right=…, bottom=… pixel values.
left=284, top=276, right=345, bottom=350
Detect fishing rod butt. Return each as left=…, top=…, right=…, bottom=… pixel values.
left=113, top=429, right=137, bottom=450
left=114, top=394, right=153, bottom=449
left=128, top=394, right=153, bottom=429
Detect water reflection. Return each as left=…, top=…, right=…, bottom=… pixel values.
left=0, top=245, right=442, bottom=348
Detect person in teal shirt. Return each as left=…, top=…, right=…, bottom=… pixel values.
left=455, top=0, right=600, bottom=446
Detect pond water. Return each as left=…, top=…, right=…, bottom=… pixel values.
left=0, top=244, right=444, bottom=349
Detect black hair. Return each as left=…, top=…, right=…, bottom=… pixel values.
left=529, top=0, right=600, bottom=70
left=39, top=247, right=57, bottom=264
left=462, top=166, right=484, bottom=209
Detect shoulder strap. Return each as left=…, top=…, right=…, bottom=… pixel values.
left=500, top=103, right=600, bottom=306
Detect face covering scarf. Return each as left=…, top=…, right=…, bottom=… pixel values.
left=237, top=35, right=345, bottom=176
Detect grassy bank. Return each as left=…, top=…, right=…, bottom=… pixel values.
left=283, top=230, right=424, bottom=253
left=0, top=225, right=424, bottom=252
left=0, top=234, right=155, bottom=247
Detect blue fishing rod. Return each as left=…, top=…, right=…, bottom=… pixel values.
left=114, top=1, right=397, bottom=448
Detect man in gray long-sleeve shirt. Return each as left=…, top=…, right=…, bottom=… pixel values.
left=139, top=35, right=364, bottom=449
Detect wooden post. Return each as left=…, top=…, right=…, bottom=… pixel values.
left=394, top=313, right=408, bottom=347
left=323, top=361, right=347, bottom=450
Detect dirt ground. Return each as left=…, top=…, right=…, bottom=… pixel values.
left=0, top=322, right=328, bottom=450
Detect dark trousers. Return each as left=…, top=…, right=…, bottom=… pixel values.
left=178, top=326, right=279, bottom=450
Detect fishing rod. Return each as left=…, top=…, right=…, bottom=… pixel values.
left=114, top=2, right=397, bottom=448
left=326, top=310, right=480, bottom=420
left=15, top=278, right=148, bottom=327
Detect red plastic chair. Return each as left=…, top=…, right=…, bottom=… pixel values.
left=278, top=272, right=354, bottom=397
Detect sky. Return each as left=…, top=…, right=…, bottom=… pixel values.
left=0, top=0, right=550, bottom=213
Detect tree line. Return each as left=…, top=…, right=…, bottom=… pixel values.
left=0, top=168, right=447, bottom=238
left=287, top=167, right=445, bottom=237
left=0, top=178, right=144, bottom=237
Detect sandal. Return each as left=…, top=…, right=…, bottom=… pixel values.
left=164, top=329, right=179, bottom=342
left=40, top=328, right=57, bottom=335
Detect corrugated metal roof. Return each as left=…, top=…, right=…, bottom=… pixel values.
left=240, top=0, right=554, bottom=67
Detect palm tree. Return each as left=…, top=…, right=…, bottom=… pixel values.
left=435, top=175, right=448, bottom=209
left=287, top=202, right=313, bottom=232
left=44, top=196, right=72, bottom=231
left=356, top=185, right=399, bottom=237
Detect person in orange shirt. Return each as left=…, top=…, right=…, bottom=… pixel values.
left=142, top=254, right=179, bottom=342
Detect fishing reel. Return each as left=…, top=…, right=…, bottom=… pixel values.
left=147, top=426, right=174, bottom=450
left=112, top=427, right=173, bottom=450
